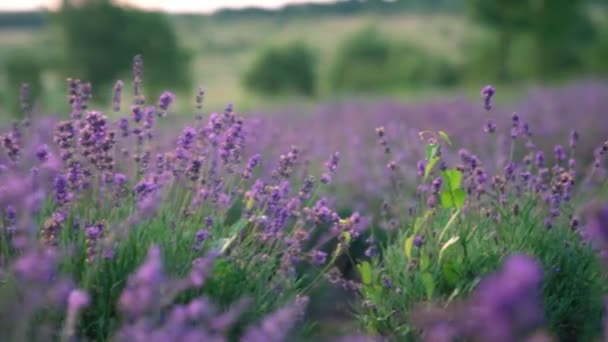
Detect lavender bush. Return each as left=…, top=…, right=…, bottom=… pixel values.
left=354, top=86, right=608, bottom=341
left=0, top=56, right=366, bottom=341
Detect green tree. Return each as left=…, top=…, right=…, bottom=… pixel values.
left=468, top=0, right=594, bottom=80
left=243, top=41, right=316, bottom=96
left=467, top=0, right=532, bottom=81
left=58, top=0, right=191, bottom=99
left=529, top=0, right=595, bottom=79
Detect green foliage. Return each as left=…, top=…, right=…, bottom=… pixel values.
left=2, top=50, right=44, bottom=118
left=213, top=0, right=464, bottom=20
left=586, top=19, right=608, bottom=74
left=58, top=0, right=191, bottom=97
left=243, top=41, right=317, bottom=97
left=467, top=0, right=596, bottom=81
left=529, top=0, right=596, bottom=79
left=359, top=198, right=605, bottom=340
left=329, top=28, right=460, bottom=92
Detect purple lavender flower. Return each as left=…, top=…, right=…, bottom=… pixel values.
left=569, top=130, right=579, bottom=149
left=112, top=80, right=124, bottom=112
left=414, top=235, right=423, bottom=248
left=118, top=117, right=129, bottom=137
left=13, top=248, right=58, bottom=283
left=320, top=173, right=332, bottom=184
left=431, top=177, right=442, bottom=194
left=382, top=275, right=392, bottom=288
left=417, top=160, right=426, bottom=177
left=33, top=144, right=48, bottom=163
left=325, top=152, right=340, bottom=172
left=241, top=299, right=307, bottom=342
left=554, top=145, right=566, bottom=163
left=204, top=216, right=214, bottom=228
left=131, top=106, right=143, bottom=123
left=68, top=289, right=90, bottom=310
left=158, top=91, right=176, bottom=112
left=309, top=250, right=328, bottom=265
left=483, top=119, right=496, bottom=133
left=471, top=254, right=544, bottom=341
left=481, top=85, right=496, bottom=111
left=195, top=229, right=209, bottom=243
left=535, top=151, right=545, bottom=168
left=114, top=173, right=127, bottom=186
left=178, top=127, right=196, bottom=151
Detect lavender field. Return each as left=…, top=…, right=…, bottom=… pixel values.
left=0, top=52, right=607, bottom=342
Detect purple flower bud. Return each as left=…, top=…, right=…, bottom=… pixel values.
left=431, top=177, right=442, bottom=193
left=112, top=80, right=123, bottom=112
left=310, top=250, right=328, bottom=265
left=554, top=145, right=566, bottom=162
left=535, top=151, right=545, bottom=167
left=413, top=235, right=423, bottom=248
left=35, top=144, right=49, bottom=162
left=114, top=173, right=127, bottom=186
left=481, top=85, right=496, bottom=111
left=158, top=91, right=176, bottom=111
left=569, top=130, right=579, bottom=149
left=483, top=119, right=496, bottom=133
left=68, top=289, right=90, bottom=310
left=416, top=160, right=426, bottom=177
left=195, top=229, right=209, bottom=244
left=131, top=106, right=143, bottom=123
left=382, top=275, right=392, bottom=288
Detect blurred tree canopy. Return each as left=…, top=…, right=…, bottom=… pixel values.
left=468, top=0, right=596, bottom=81
left=58, top=0, right=191, bottom=99
left=329, top=28, right=459, bottom=92
left=214, top=0, right=464, bottom=20
left=243, top=42, right=317, bottom=97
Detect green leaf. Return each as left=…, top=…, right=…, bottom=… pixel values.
left=358, top=261, right=373, bottom=285
left=424, top=156, right=440, bottom=180
left=404, top=235, right=415, bottom=260
left=421, top=272, right=435, bottom=299
left=442, top=169, right=462, bottom=191
left=425, top=143, right=440, bottom=161
left=439, top=191, right=454, bottom=208
left=453, top=189, right=466, bottom=208
left=439, top=236, right=460, bottom=263
left=438, top=131, right=452, bottom=146
left=420, top=253, right=431, bottom=271
left=440, top=189, right=466, bottom=209
left=442, top=260, right=460, bottom=286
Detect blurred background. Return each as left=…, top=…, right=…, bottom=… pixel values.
left=0, top=0, right=607, bottom=119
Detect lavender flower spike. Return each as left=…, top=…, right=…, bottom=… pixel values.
left=481, top=85, right=496, bottom=111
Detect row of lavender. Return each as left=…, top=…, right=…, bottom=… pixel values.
left=0, top=55, right=607, bottom=341
left=246, top=81, right=608, bottom=209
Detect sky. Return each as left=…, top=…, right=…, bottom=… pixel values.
left=0, top=0, right=335, bottom=13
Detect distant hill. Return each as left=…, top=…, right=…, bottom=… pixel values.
left=211, top=0, right=465, bottom=20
